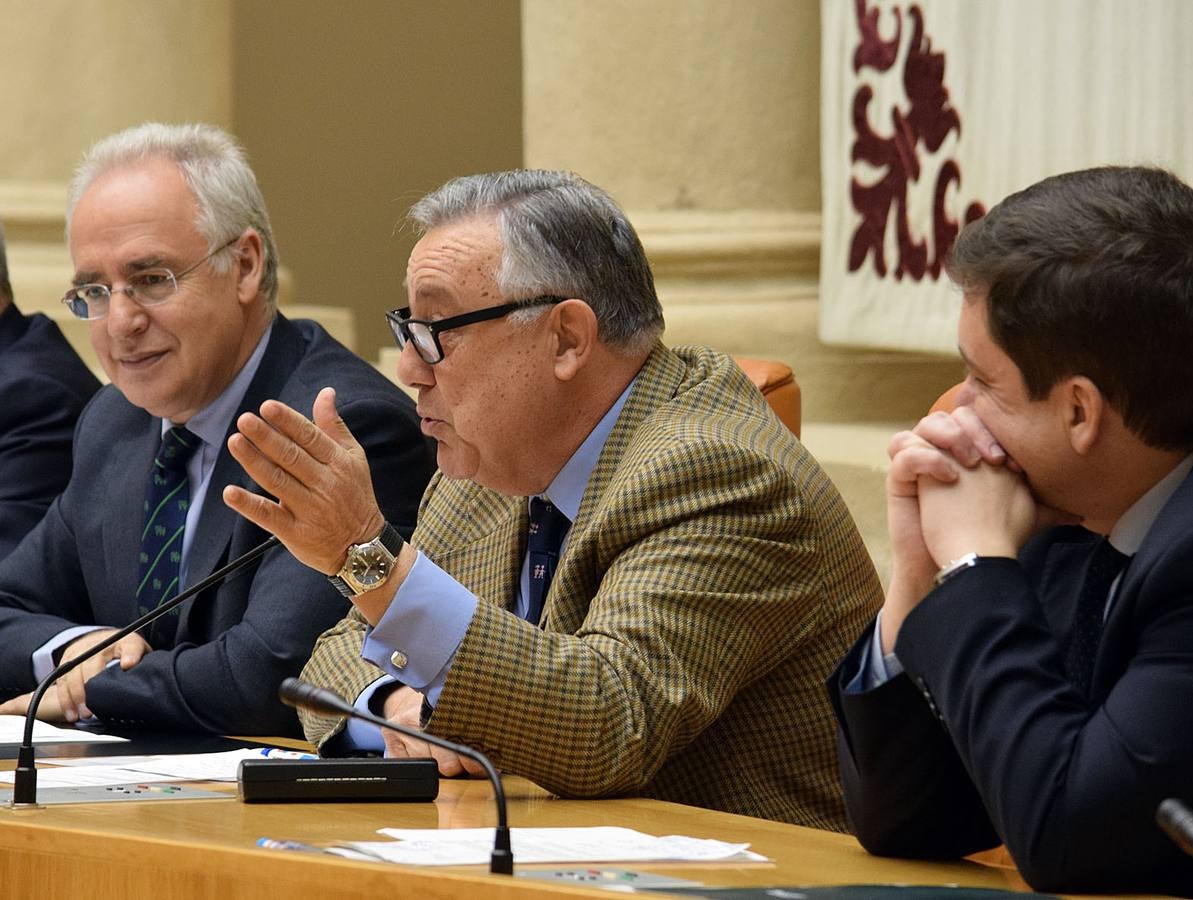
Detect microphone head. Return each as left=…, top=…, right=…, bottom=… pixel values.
left=278, top=678, right=353, bottom=717
left=1157, top=798, right=1193, bottom=857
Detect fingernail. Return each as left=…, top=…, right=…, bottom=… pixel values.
left=78, top=706, right=91, bottom=720
left=989, top=443, right=1006, bottom=459
left=63, top=708, right=76, bottom=723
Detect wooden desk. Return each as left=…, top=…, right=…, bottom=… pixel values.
left=0, top=765, right=1103, bottom=900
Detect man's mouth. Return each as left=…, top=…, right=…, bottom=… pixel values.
left=118, top=349, right=167, bottom=369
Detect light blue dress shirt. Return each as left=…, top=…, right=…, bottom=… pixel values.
left=344, top=379, right=636, bottom=750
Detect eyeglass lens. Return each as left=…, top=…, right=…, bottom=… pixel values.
left=66, top=269, right=180, bottom=319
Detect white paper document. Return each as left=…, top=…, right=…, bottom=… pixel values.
left=342, top=826, right=768, bottom=867
left=33, top=747, right=314, bottom=781
left=0, top=765, right=192, bottom=788
left=0, top=715, right=128, bottom=745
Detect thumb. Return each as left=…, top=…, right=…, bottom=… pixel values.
left=312, top=387, right=354, bottom=448
left=382, top=730, right=409, bottom=758
left=119, top=640, right=144, bottom=668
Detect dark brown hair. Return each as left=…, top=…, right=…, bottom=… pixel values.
left=947, top=166, right=1193, bottom=451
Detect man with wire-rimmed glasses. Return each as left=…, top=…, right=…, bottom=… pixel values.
left=226, top=169, right=882, bottom=829
left=0, top=123, right=433, bottom=736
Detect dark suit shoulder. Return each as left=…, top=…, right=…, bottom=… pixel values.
left=273, top=318, right=414, bottom=409
left=73, top=384, right=147, bottom=442
left=0, top=311, right=101, bottom=409
left=265, top=318, right=432, bottom=540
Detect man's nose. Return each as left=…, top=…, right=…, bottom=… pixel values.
left=104, top=288, right=149, bottom=336
left=396, top=340, right=434, bottom=390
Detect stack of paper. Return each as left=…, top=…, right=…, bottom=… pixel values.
left=0, top=747, right=313, bottom=788
left=0, top=715, right=128, bottom=745
left=336, top=826, right=768, bottom=867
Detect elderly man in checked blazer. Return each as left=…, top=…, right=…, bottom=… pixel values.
left=225, top=170, right=882, bottom=830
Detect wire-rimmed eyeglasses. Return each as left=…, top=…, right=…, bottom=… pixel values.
left=61, top=236, right=240, bottom=321
left=385, top=295, right=565, bottom=365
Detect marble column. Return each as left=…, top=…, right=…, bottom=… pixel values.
left=521, top=0, right=958, bottom=422
left=0, top=1, right=234, bottom=373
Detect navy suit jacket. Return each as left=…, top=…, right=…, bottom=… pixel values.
left=0, top=315, right=435, bottom=735
left=830, top=466, right=1193, bottom=897
left=0, top=304, right=100, bottom=560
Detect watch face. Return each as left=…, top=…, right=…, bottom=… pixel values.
left=348, top=546, right=393, bottom=589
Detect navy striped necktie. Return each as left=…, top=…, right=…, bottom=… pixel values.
left=526, top=497, right=570, bottom=626
left=137, top=426, right=200, bottom=644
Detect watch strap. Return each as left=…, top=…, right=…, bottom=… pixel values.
left=375, top=522, right=403, bottom=556
left=328, top=574, right=356, bottom=598
left=328, top=521, right=403, bottom=597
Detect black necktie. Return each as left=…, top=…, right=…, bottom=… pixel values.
left=137, top=427, right=200, bottom=646
left=526, top=497, right=570, bottom=626
left=1064, top=538, right=1130, bottom=697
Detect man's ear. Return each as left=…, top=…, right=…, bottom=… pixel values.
left=233, top=229, right=266, bottom=305
left=1063, top=375, right=1106, bottom=455
left=551, top=299, right=598, bottom=381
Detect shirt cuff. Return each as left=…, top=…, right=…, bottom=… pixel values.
left=338, top=677, right=394, bottom=752
left=32, top=625, right=109, bottom=682
left=845, top=610, right=905, bottom=694
left=361, top=550, right=474, bottom=705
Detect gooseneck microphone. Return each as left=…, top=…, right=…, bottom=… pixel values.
left=278, top=677, right=513, bottom=875
left=1158, top=798, right=1193, bottom=857
left=10, top=535, right=280, bottom=808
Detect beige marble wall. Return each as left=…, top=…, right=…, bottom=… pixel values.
left=524, top=0, right=820, bottom=212
left=0, top=0, right=233, bottom=358
left=0, top=1, right=523, bottom=373
left=522, top=0, right=959, bottom=423
left=1, top=1, right=958, bottom=426
left=232, top=0, right=523, bottom=364
left=0, top=1, right=233, bottom=183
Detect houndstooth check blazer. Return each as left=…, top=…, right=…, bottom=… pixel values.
left=300, top=343, right=882, bottom=830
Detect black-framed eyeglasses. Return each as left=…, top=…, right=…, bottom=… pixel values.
left=61, top=236, right=241, bottom=321
left=385, top=295, right=566, bottom=365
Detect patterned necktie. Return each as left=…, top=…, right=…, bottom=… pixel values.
left=137, top=427, right=200, bottom=644
left=526, top=497, right=570, bottom=626
left=1063, top=538, right=1130, bottom=697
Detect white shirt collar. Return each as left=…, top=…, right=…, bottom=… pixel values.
left=163, top=321, right=274, bottom=459
left=1109, top=453, right=1193, bottom=555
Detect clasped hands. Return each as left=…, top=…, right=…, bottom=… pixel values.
left=880, top=407, right=1043, bottom=652
left=0, top=629, right=150, bottom=723
left=379, top=685, right=486, bottom=778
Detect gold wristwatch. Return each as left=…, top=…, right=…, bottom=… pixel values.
left=328, top=522, right=403, bottom=597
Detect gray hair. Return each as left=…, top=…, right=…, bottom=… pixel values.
left=408, top=170, right=664, bottom=353
left=66, top=123, right=279, bottom=307
left=0, top=221, right=10, bottom=303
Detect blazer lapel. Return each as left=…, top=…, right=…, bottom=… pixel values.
left=545, top=344, right=685, bottom=634
left=426, top=487, right=527, bottom=612
left=1115, top=465, right=1193, bottom=593
left=1097, top=465, right=1193, bottom=685
left=104, top=418, right=161, bottom=617
left=182, top=316, right=305, bottom=591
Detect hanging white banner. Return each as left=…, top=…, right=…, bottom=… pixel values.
left=819, top=0, right=1193, bottom=353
